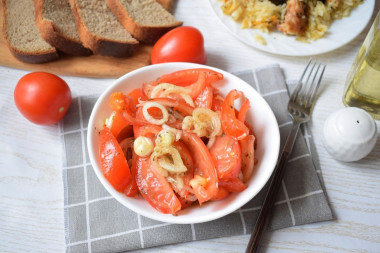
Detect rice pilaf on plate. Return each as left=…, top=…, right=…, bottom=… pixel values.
left=219, top=0, right=364, bottom=41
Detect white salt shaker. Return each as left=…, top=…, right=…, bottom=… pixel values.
left=323, top=107, right=377, bottom=162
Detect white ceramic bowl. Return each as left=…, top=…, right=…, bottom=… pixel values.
left=87, top=62, right=280, bottom=224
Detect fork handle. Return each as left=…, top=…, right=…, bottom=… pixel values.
left=246, top=122, right=301, bottom=253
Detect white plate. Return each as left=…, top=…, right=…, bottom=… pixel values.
left=87, top=62, right=280, bottom=224
left=209, top=0, right=375, bottom=56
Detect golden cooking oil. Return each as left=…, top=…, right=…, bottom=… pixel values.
left=343, top=15, right=380, bottom=120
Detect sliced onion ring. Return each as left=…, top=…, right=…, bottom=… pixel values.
left=192, top=107, right=221, bottom=139
left=207, top=136, right=216, bottom=149
left=150, top=83, right=195, bottom=107
left=150, top=83, right=190, bottom=99
left=162, top=124, right=182, bottom=141
left=142, top=101, right=169, bottom=125
left=182, top=116, right=194, bottom=131
left=151, top=146, right=187, bottom=173
left=178, top=93, right=195, bottom=107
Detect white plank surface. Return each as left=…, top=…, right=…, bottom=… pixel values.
left=1, top=0, right=380, bottom=252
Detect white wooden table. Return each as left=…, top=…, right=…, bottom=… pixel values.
left=1, top=1, right=379, bottom=252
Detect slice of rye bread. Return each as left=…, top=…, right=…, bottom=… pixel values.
left=68, top=0, right=139, bottom=57
left=156, top=0, right=173, bottom=11
left=34, top=0, right=92, bottom=56
left=2, top=0, right=58, bottom=64
left=106, top=0, right=182, bottom=44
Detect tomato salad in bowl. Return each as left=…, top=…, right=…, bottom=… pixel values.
left=87, top=63, right=280, bottom=224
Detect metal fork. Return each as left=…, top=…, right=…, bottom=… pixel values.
left=246, top=59, right=326, bottom=253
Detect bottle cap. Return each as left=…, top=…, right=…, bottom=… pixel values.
left=323, top=107, right=377, bottom=162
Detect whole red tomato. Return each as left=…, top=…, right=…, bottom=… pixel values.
left=14, top=72, right=72, bottom=125
left=151, top=26, right=206, bottom=64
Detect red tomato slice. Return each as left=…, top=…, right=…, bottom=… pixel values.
left=221, top=90, right=249, bottom=140
left=119, top=137, right=134, bottom=163
left=124, top=178, right=139, bottom=197
left=146, top=73, right=207, bottom=100
left=166, top=120, right=183, bottom=130
left=209, top=134, right=242, bottom=180
left=120, top=110, right=150, bottom=126
left=149, top=98, right=194, bottom=116
left=135, top=155, right=182, bottom=214
left=109, top=92, right=134, bottom=113
left=187, top=71, right=207, bottom=99
left=237, top=98, right=250, bottom=122
left=181, top=131, right=218, bottom=204
left=219, top=178, right=247, bottom=193
left=109, top=92, right=149, bottom=126
left=133, top=124, right=162, bottom=143
left=239, top=135, right=255, bottom=182
left=144, top=69, right=223, bottom=100
left=179, top=197, right=194, bottom=209
left=245, top=121, right=255, bottom=137
left=142, top=82, right=155, bottom=98
left=164, top=92, right=191, bottom=105
left=227, top=96, right=254, bottom=138
left=211, top=186, right=230, bottom=201
left=153, top=68, right=223, bottom=87
left=127, top=88, right=147, bottom=105
left=99, top=128, right=132, bottom=192
left=116, top=125, right=133, bottom=143
left=211, top=95, right=224, bottom=112
left=107, top=111, right=133, bottom=141
left=195, top=86, right=213, bottom=109
left=124, top=151, right=139, bottom=197
left=236, top=98, right=255, bottom=147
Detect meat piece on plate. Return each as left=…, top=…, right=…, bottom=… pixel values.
left=277, top=0, right=308, bottom=36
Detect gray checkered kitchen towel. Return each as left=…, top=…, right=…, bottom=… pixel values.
left=60, top=64, right=333, bottom=253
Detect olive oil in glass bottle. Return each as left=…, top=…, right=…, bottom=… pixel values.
left=343, top=11, right=380, bottom=120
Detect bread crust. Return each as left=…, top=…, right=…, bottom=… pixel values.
left=68, top=0, right=139, bottom=57
left=34, top=0, right=92, bottom=56
left=106, top=0, right=182, bottom=44
left=6, top=47, right=59, bottom=64
left=2, top=0, right=59, bottom=64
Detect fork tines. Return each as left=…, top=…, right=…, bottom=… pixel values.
left=292, top=59, right=326, bottom=108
